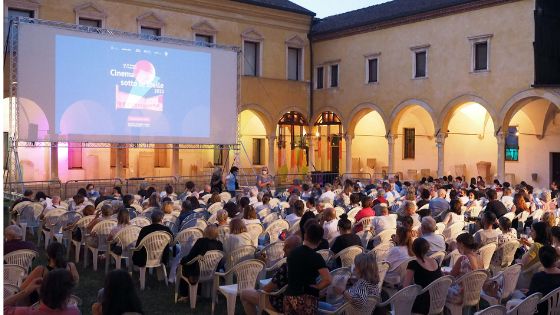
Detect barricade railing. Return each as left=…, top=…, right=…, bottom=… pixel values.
left=63, top=178, right=124, bottom=199
left=341, top=173, right=372, bottom=184
left=309, top=172, right=339, bottom=186
left=4, top=180, right=63, bottom=199
left=125, top=176, right=178, bottom=195
left=274, top=173, right=307, bottom=189
left=176, top=175, right=211, bottom=194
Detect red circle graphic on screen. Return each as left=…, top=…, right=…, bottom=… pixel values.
left=133, top=60, right=156, bottom=84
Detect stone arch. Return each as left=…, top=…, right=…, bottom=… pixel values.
left=439, top=94, right=498, bottom=134
left=274, top=107, right=310, bottom=133
left=499, top=88, right=560, bottom=131
left=389, top=98, right=437, bottom=135
left=311, top=106, right=345, bottom=129
left=238, top=103, right=275, bottom=136
left=346, top=102, right=389, bottom=137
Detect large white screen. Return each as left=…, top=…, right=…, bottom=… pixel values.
left=16, top=22, right=238, bottom=144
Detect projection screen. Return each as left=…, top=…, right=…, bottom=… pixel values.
left=16, top=21, right=238, bottom=144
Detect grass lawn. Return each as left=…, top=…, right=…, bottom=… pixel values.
left=5, top=201, right=241, bottom=315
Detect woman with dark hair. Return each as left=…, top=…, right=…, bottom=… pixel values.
left=330, top=214, right=361, bottom=267
left=520, top=221, right=550, bottom=270
left=20, top=242, right=80, bottom=303
left=386, top=227, right=413, bottom=278
left=210, top=166, right=223, bottom=193
left=186, top=195, right=200, bottom=210
left=34, top=191, right=48, bottom=202
left=404, top=238, right=443, bottom=314
left=112, top=186, right=122, bottom=199
left=92, top=269, right=143, bottom=315
left=5, top=269, right=79, bottom=315
left=511, top=193, right=531, bottom=229
left=300, top=216, right=329, bottom=251
left=442, top=199, right=464, bottom=227
left=445, top=233, right=483, bottom=304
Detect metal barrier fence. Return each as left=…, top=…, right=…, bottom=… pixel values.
left=5, top=180, right=63, bottom=199
left=125, top=176, right=177, bottom=195
left=63, top=178, right=124, bottom=199
left=342, top=173, right=372, bottom=184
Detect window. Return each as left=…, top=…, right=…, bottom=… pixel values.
left=154, top=144, right=168, bottom=167
left=330, top=64, right=339, bottom=87
left=403, top=128, right=415, bottom=159
left=110, top=145, right=129, bottom=168
left=316, top=66, right=324, bottom=89
left=244, top=41, right=260, bottom=76
left=367, top=57, right=378, bottom=83
left=474, top=42, right=488, bottom=71
left=414, top=51, right=427, bottom=78
left=252, top=138, right=265, bottom=165
left=287, top=47, right=301, bottom=80
left=68, top=143, right=82, bottom=169
left=505, top=126, right=519, bottom=161
left=78, top=17, right=101, bottom=27
left=140, top=26, right=160, bottom=37
left=195, top=34, right=213, bottom=45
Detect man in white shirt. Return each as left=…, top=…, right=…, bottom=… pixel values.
left=319, top=184, right=336, bottom=204
left=372, top=205, right=397, bottom=234
left=420, top=217, right=446, bottom=254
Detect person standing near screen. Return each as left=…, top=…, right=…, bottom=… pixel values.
left=210, top=167, right=223, bottom=193
left=225, top=166, right=239, bottom=197
left=256, top=166, right=274, bottom=192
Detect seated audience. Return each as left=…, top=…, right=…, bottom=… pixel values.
left=371, top=204, right=396, bottom=234
left=442, top=199, right=464, bottom=226
left=177, top=200, right=194, bottom=228
left=4, top=269, right=79, bottom=315
left=107, top=207, right=131, bottom=252
left=177, top=225, right=224, bottom=302
left=241, top=235, right=301, bottom=315
left=445, top=233, right=483, bottom=304
left=92, top=269, right=143, bottom=315
left=285, top=200, right=305, bottom=227
left=319, top=253, right=380, bottom=312
left=519, top=221, right=550, bottom=270
left=284, top=223, right=332, bottom=313
left=386, top=226, right=413, bottom=277
left=403, top=238, right=443, bottom=315
left=223, top=218, right=253, bottom=254
left=321, top=208, right=339, bottom=244
left=241, top=205, right=261, bottom=226
left=353, top=196, right=375, bottom=233
left=132, top=210, right=173, bottom=268
left=419, top=217, right=446, bottom=254
left=474, top=211, right=501, bottom=245
left=4, top=224, right=36, bottom=254
left=429, top=189, right=450, bottom=218
left=484, top=189, right=508, bottom=218
left=330, top=214, right=362, bottom=267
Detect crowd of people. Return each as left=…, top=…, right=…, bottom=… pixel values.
left=5, top=168, right=560, bottom=315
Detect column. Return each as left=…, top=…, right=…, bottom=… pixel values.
left=436, top=134, right=446, bottom=178
left=267, top=135, right=276, bottom=175
left=115, top=144, right=123, bottom=179
left=172, top=144, right=180, bottom=178
left=308, top=135, right=315, bottom=171
left=344, top=134, right=353, bottom=174
left=496, top=131, right=506, bottom=182
left=386, top=134, right=395, bottom=175
left=50, top=142, right=58, bottom=180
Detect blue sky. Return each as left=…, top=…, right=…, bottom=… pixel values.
left=290, top=0, right=390, bottom=18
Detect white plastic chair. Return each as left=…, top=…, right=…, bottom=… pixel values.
left=4, top=284, right=20, bottom=298
left=263, top=220, right=290, bottom=243
left=481, top=264, right=522, bottom=306
left=415, top=275, right=453, bottom=315
left=517, top=262, right=543, bottom=290
left=506, top=292, right=542, bottom=315
left=435, top=222, right=446, bottom=235
left=4, top=264, right=27, bottom=286
left=371, top=228, right=395, bottom=247
left=429, top=251, right=446, bottom=267
left=132, top=231, right=172, bottom=290
left=208, top=203, right=223, bottom=215
left=288, top=220, right=301, bottom=234
left=212, top=259, right=265, bottom=315
left=474, top=305, right=506, bottom=315
left=490, top=240, right=519, bottom=274
left=219, top=192, right=231, bottom=202
left=259, top=241, right=284, bottom=268
left=105, top=225, right=142, bottom=274
left=356, top=230, right=373, bottom=248
left=70, top=215, right=95, bottom=263
left=334, top=207, right=345, bottom=218
left=246, top=223, right=264, bottom=247
left=378, top=261, right=391, bottom=289
left=261, top=212, right=278, bottom=227
left=175, top=250, right=224, bottom=309
left=379, top=284, right=422, bottom=315
left=131, top=216, right=151, bottom=228
left=353, top=216, right=374, bottom=232
left=371, top=242, right=394, bottom=264
left=317, top=249, right=333, bottom=262
left=330, top=245, right=363, bottom=268
left=384, top=258, right=414, bottom=295
left=326, top=267, right=352, bottom=305
left=4, top=249, right=39, bottom=274
left=269, top=198, right=280, bottom=208
left=442, top=222, right=465, bottom=243
left=40, top=209, right=67, bottom=249
left=258, top=285, right=287, bottom=315
left=174, top=228, right=204, bottom=248
left=346, top=206, right=362, bottom=221
left=445, top=270, right=488, bottom=315
left=539, top=286, right=560, bottom=315
left=17, top=203, right=43, bottom=240
left=320, top=296, right=380, bottom=315
left=84, top=220, right=117, bottom=271
left=225, top=245, right=257, bottom=276
left=502, top=212, right=515, bottom=222
left=478, top=243, right=497, bottom=270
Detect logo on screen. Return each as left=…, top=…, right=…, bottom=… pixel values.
left=114, top=60, right=165, bottom=115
